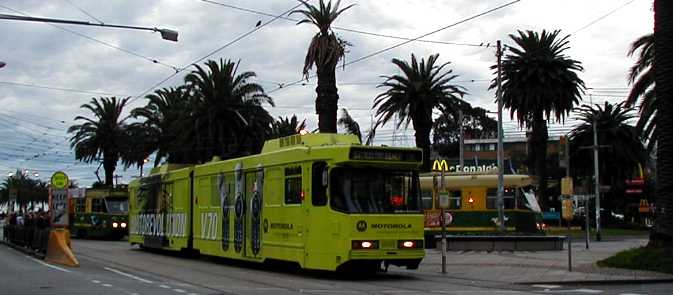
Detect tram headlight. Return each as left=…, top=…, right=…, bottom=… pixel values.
left=120, top=222, right=127, bottom=228
left=112, top=222, right=119, bottom=228
left=398, top=240, right=423, bottom=249
left=351, top=240, right=379, bottom=250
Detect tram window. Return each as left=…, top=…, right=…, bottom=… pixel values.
left=486, top=188, right=515, bottom=209
left=330, top=168, right=420, bottom=214
left=421, top=191, right=433, bottom=209
left=91, top=198, right=107, bottom=213
left=449, top=190, right=461, bottom=209
left=312, top=162, right=327, bottom=206
left=285, top=176, right=302, bottom=204
left=74, top=199, right=86, bottom=213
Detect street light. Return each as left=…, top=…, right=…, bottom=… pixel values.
left=0, top=13, right=178, bottom=42
left=0, top=61, right=5, bottom=69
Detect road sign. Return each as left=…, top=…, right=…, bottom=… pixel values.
left=562, top=199, right=574, bottom=221
left=561, top=177, right=574, bottom=195
left=444, top=212, right=453, bottom=225
left=639, top=199, right=650, bottom=213
left=439, top=192, right=449, bottom=209
left=50, top=171, right=69, bottom=189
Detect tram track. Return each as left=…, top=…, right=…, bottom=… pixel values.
left=72, top=240, right=531, bottom=294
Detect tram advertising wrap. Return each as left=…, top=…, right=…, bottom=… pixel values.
left=128, top=134, right=425, bottom=272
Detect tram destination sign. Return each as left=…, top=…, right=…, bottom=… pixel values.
left=349, top=147, right=422, bottom=162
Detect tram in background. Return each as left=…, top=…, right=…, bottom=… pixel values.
left=69, top=187, right=129, bottom=239
left=420, top=172, right=545, bottom=244
left=128, top=134, right=426, bottom=272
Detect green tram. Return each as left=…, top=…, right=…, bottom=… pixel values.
left=69, top=188, right=129, bottom=239
left=420, top=173, right=545, bottom=243
left=129, top=134, right=425, bottom=272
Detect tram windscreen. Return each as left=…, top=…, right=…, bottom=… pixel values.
left=330, top=168, right=421, bottom=214
left=105, top=197, right=129, bottom=214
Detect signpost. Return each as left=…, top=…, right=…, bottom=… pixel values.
left=562, top=198, right=574, bottom=272
left=50, top=171, right=70, bottom=227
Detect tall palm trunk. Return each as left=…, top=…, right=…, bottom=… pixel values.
left=316, top=63, right=339, bottom=133
left=531, top=112, right=549, bottom=207
left=103, top=152, right=117, bottom=187
left=412, top=117, right=433, bottom=172
left=653, top=0, right=673, bottom=246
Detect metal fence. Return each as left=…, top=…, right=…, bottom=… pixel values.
left=2, top=224, right=50, bottom=254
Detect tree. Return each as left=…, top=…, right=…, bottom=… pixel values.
left=625, top=34, right=656, bottom=151
left=374, top=54, right=466, bottom=171
left=128, top=86, right=193, bottom=167
left=433, top=104, right=497, bottom=158
left=68, top=97, right=130, bottom=186
left=184, top=59, right=273, bottom=162
left=494, top=30, right=585, bottom=207
left=291, top=0, right=354, bottom=133
left=0, top=170, right=48, bottom=210
left=269, top=115, right=307, bottom=139
left=338, top=108, right=362, bottom=141
left=568, top=102, right=648, bottom=220
left=652, top=0, right=673, bottom=245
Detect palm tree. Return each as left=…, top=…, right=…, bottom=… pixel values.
left=0, top=169, right=48, bottom=209
left=185, top=59, right=273, bottom=162
left=291, top=0, right=354, bottom=133
left=68, top=97, right=130, bottom=186
left=374, top=53, right=466, bottom=171
left=269, top=115, right=307, bottom=139
left=568, top=102, right=648, bottom=218
left=129, top=87, right=192, bottom=167
left=652, top=0, right=673, bottom=245
left=624, top=34, right=656, bottom=151
left=495, top=30, right=585, bottom=207
left=338, top=108, right=362, bottom=141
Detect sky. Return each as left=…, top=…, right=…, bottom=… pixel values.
left=0, top=0, right=654, bottom=187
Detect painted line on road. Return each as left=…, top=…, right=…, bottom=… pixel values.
left=92, top=280, right=101, bottom=284
left=160, top=284, right=172, bottom=289
left=532, top=285, right=561, bottom=289
left=104, top=266, right=154, bottom=284
left=27, top=256, right=72, bottom=273
left=173, top=289, right=186, bottom=293
left=542, top=289, right=603, bottom=294
left=102, top=283, right=113, bottom=287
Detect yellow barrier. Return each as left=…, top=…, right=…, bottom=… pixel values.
left=45, top=229, right=79, bottom=267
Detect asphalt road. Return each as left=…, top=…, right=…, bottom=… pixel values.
left=1, top=240, right=672, bottom=295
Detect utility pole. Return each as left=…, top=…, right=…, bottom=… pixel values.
left=496, top=40, right=505, bottom=233
left=459, top=109, right=464, bottom=168
left=592, top=119, right=602, bottom=241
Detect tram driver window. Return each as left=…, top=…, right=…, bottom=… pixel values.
left=486, top=188, right=515, bottom=209
left=284, top=166, right=302, bottom=205
left=91, top=198, right=107, bottom=213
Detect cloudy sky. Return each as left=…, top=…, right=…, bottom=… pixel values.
left=0, top=0, right=653, bottom=186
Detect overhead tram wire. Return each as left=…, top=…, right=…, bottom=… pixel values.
left=0, top=81, right=129, bottom=97
left=198, top=0, right=492, bottom=48
left=63, top=0, right=105, bottom=25
left=0, top=4, right=180, bottom=72
left=571, top=0, right=637, bottom=35
left=127, top=2, right=303, bottom=106
left=267, top=0, right=521, bottom=95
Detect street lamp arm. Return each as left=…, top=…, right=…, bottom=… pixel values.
left=0, top=13, right=177, bottom=41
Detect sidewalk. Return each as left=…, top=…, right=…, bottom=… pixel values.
left=415, top=238, right=673, bottom=284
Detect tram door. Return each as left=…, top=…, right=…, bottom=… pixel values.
left=244, top=168, right=264, bottom=259
left=304, top=162, right=331, bottom=269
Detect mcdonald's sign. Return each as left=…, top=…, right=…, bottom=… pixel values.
left=432, top=159, right=498, bottom=174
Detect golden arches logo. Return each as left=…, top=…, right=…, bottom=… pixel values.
left=432, top=160, right=449, bottom=172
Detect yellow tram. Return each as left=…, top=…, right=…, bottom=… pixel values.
left=129, top=134, right=426, bottom=272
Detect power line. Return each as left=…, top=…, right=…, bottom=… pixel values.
left=0, top=4, right=179, bottom=71
left=63, top=0, right=104, bottom=24
left=571, top=0, right=637, bottom=35
left=198, top=0, right=493, bottom=48
left=127, top=2, right=303, bottom=106
left=268, top=0, right=521, bottom=94
left=0, top=80, right=129, bottom=97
